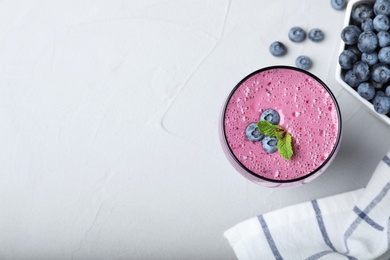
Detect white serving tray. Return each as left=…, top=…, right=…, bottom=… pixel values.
left=335, top=0, right=390, bottom=126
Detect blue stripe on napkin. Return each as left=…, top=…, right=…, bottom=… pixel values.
left=353, top=206, right=384, bottom=231
left=311, top=200, right=336, bottom=251
left=257, top=215, right=283, bottom=260
left=383, top=155, right=390, bottom=167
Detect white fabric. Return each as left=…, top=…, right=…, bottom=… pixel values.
left=224, top=152, right=390, bottom=260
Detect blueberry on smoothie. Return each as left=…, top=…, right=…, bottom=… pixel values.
left=308, top=29, right=324, bottom=42
left=295, top=55, right=312, bottom=70
left=357, top=82, right=376, bottom=100
left=361, top=18, right=374, bottom=31
left=352, top=3, right=374, bottom=24
left=269, top=41, right=287, bottom=57
left=373, top=14, right=390, bottom=31
left=374, top=0, right=390, bottom=16
left=357, top=31, right=378, bottom=53
left=353, top=61, right=370, bottom=82
left=331, top=0, right=347, bottom=10
left=288, top=27, right=306, bottom=42
left=344, top=70, right=362, bottom=88
left=245, top=122, right=264, bottom=142
left=378, top=31, right=390, bottom=47
left=378, top=47, right=390, bottom=63
left=262, top=136, right=278, bottom=153
left=374, top=96, right=390, bottom=114
left=339, top=50, right=358, bottom=69
left=260, top=109, right=280, bottom=125
left=371, top=63, right=390, bottom=84
left=341, top=25, right=362, bottom=45
left=361, top=52, right=378, bottom=66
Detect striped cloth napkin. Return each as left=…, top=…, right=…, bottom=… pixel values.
left=224, top=152, right=390, bottom=260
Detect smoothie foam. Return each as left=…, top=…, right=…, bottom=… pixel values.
left=223, top=67, right=341, bottom=182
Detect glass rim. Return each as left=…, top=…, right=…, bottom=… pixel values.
left=221, top=65, right=343, bottom=184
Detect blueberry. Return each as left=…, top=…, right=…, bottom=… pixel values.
left=371, top=63, right=390, bottom=84
left=361, top=52, right=378, bottom=66
left=357, top=82, right=376, bottom=100
left=373, top=96, right=390, bottom=114
left=386, top=85, right=390, bottom=96
left=352, top=3, right=374, bottom=24
left=269, top=41, right=287, bottom=57
left=288, top=27, right=306, bottom=42
left=262, top=136, right=278, bottom=153
left=357, top=31, right=378, bottom=53
left=361, top=18, right=374, bottom=31
left=260, top=109, right=280, bottom=125
left=373, top=14, right=390, bottom=31
left=344, top=69, right=362, bottom=88
left=374, top=90, right=386, bottom=104
left=374, top=0, right=390, bottom=16
left=347, top=45, right=362, bottom=59
left=331, top=0, right=347, bottom=10
left=339, top=50, right=358, bottom=69
left=371, top=80, right=383, bottom=89
left=378, top=47, right=390, bottom=63
left=245, top=122, right=264, bottom=142
left=378, top=31, right=390, bottom=47
left=295, top=55, right=312, bottom=70
left=341, top=25, right=362, bottom=45
left=353, top=61, right=370, bottom=81
left=308, top=28, right=324, bottom=42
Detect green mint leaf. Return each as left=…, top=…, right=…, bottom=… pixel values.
left=277, top=133, right=293, bottom=160
left=257, top=120, right=284, bottom=139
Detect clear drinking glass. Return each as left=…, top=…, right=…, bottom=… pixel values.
left=219, top=66, right=342, bottom=188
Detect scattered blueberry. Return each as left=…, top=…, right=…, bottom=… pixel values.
left=344, top=69, right=362, bottom=88
left=357, top=31, right=378, bottom=53
left=260, top=109, right=280, bottom=125
left=339, top=50, right=358, bottom=69
left=361, top=52, right=379, bottom=66
left=361, top=18, right=374, bottom=31
left=295, top=55, right=312, bottom=70
left=386, top=85, right=390, bottom=96
left=378, top=47, right=390, bottom=63
left=269, top=41, right=287, bottom=57
left=331, top=0, right=347, bottom=10
left=374, top=0, right=390, bottom=16
left=371, top=63, right=390, bottom=84
left=378, top=31, right=390, bottom=47
left=373, top=96, right=390, bottom=114
left=262, top=136, right=278, bottom=153
left=341, top=25, right=362, bottom=45
left=357, top=82, right=376, bottom=100
left=308, top=29, right=324, bottom=42
left=353, top=61, right=370, bottom=81
left=288, top=27, right=306, bottom=42
left=373, top=14, right=390, bottom=31
left=245, top=122, right=264, bottom=142
left=352, top=3, right=375, bottom=24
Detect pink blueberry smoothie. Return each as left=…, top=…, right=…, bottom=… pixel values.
left=221, top=66, right=341, bottom=186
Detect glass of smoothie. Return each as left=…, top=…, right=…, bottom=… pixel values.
left=220, top=66, right=342, bottom=188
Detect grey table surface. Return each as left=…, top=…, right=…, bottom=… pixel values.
left=0, top=0, right=389, bottom=259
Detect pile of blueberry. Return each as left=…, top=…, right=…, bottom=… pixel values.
left=338, top=1, right=390, bottom=115
left=245, top=109, right=280, bottom=153
left=269, top=27, right=324, bottom=70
